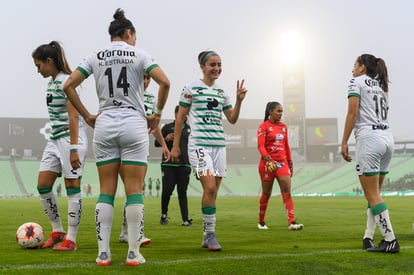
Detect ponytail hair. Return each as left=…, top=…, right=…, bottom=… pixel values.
left=263, top=101, right=281, bottom=122
left=358, top=54, right=389, bottom=92
left=108, top=8, right=135, bottom=38
left=32, top=41, right=72, bottom=75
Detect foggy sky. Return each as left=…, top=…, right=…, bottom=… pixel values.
left=2, top=0, right=414, bottom=141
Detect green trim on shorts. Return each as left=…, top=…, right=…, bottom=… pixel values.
left=122, top=160, right=147, bottom=166
left=66, top=187, right=81, bottom=196
left=371, top=202, right=387, bottom=215
left=379, top=171, right=389, bottom=175
left=363, top=171, right=380, bottom=176
left=37, top=186, right=53, bottom=194
left=96, top=158, right=121, bottom=166
left=126, top=194, right=144, bottom=205
left=97, top=194, right=115, bottom=206
left=202, top=206, right=216, bottom=215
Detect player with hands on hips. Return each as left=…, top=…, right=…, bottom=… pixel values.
left=63, top=8, right=170, bottom=266
left=257, top=101, right=303, bottom=231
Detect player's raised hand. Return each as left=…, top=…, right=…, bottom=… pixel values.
left=236, top=79, right=247, bottom=102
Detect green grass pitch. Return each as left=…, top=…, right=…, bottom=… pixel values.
left=1, top=196, right=414, bottom=274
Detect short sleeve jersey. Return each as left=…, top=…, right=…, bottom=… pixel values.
left=257, top=120, right=291, bottom=162
left=76, top=41, right=158, bottom=117
left=179, top=79, right=232, bottom=147
left=143, top=90, right=156, bottom=116
left=46, top=72, right=83, bottom=140
left=347, top=74, right=390, bottom=138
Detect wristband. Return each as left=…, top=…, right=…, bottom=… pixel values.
left=154, top=107, right=163, bottom=116
left=70, top=144, right=79, bottom=153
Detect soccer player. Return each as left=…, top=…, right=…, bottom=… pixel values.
left=155, top=105, right=192, bottom=226
left=32, top=41, right=88, bottom=251
left=341, top=54, right=399, bottom=253
left=256, top=102, right=304, bottom=231
left=171, top=50, right=247, bottom=251
left=63, top=8, right=170, bottom=265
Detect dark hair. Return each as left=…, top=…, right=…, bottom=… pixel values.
left=264, top=101, right=281, bottom=121
left=108, top=8, right=136, bottom=38
left=358, top=54, right=389, bottom=92
left=198, top=50, right=219, bottom=65
left=174, top=105, right=179, bottom=113
left=32, top=41, right=72, bottom=74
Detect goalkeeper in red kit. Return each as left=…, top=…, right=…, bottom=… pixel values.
left=256, top=101, right=303, bottom=231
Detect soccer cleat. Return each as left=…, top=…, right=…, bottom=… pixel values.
left=53, top=239, right=77, bottom=251
left=182, top=219, right=193, bottom=226
left=42, top=231, right=66, bottom=248
left=362, top=238, right=375, bottom=250
left=140, top=236, right=152, bottom=246
left=119, top=233, right=128, bottom=243
left=367, top=239, right=400, bottom=253
left=160, top=214, right=169, bottom=225
left=125, top=251, right=146, bottom=266
left=96, top=252, right=111, bottom=266
left=257, top=222, right=269, bottom=230
left=201, top=232, right=222, bottom=251
left=288, top=221, right=304, bottom=231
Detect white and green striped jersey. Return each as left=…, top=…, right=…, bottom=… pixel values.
left=76, top=41, right=158, bottom=117
left=347, top=74, right=390, bottom=138
left=45, top=72, right=83, bottom=140
left=143, top=90, right=156, bottom=116
left=179, top=79, right=232, bottom=147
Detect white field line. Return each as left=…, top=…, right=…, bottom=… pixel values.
left=2, top=246, right=414, bottom=270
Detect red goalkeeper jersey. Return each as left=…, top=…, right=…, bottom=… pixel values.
left=257, top=120, right=292, bottom=162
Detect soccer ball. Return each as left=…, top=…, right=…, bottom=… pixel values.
left=16, top=222, right=44, bottom=249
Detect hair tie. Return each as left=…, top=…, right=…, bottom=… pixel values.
left=199, top=51, right=218, bottom=65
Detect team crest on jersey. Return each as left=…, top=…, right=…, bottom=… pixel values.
left=276, top=133, right=284, bottom=141
left=268, top=127, right=273, bottom=132
left=214, top=88, right=224, bottom=97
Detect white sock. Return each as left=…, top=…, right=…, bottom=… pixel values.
left=40, top=191, right=64, bottom=232
left=203, top=214, right=216, bottom=235
left=66, top=192, right=82, bottom=243
left=126, top=204, right=144, bottom=253
left=374, top=209, right=396, bottom=242
left=363, top=208, right=376, bottom=239
left=121, top=201, right=128, bottom=235
left=96, top=202, right=113, bottom=255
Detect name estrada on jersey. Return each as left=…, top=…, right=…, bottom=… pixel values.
left=347, top=74, right=390, bottom=138
left=76, top=41, right=158, bottom=117
left=179, top=79, right=232, bottom=147
left=257, top=120, right=291, bottom=162
left=46, top=72, right=84, bottom=140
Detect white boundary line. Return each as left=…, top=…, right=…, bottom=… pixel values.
left=2, top=246, right=414, bottom=270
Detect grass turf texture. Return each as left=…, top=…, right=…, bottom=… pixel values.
left=1, top=196, right=414, bottom=274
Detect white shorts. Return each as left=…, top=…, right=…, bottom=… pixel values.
left=188, top=146, right=227, bottom=178
left=355, top=132, right=394, bottom=176
left=39, top=128, right=88, bottom=179
left=93, top=109, right=149, bottom=165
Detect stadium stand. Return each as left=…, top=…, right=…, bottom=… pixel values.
left=2, top=156, right=414, bottom=197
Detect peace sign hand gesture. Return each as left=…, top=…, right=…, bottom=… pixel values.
left=236, top=79, right=248, bottom=102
